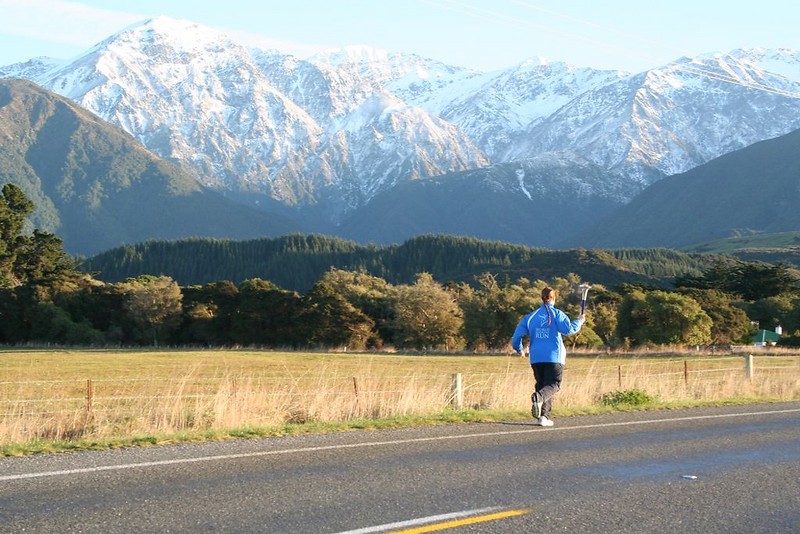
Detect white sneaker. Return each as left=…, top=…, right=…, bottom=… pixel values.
left=538, top=416, right=554, bottom=427
left=531, top=392, right=541, bottom=419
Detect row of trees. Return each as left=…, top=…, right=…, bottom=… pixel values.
left=3, top=183, right=800, bottom=350
left=4, top=263, right=800, bottom=350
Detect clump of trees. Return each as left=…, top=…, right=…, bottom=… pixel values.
left=2, top=184, right=800, bottom=350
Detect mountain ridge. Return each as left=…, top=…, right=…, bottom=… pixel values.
left=568, top=127, right=800, bottom=249
left=0, top=78, right=304, bottom=255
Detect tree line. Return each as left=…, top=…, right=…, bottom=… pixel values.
left=3, top=183, right=800, bottom=350
left=79, top=233, right=709, bottom=293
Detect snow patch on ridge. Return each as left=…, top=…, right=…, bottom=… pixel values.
left=516, top=168, right=532, bottom=200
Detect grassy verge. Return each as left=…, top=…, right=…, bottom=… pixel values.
left=0, top=397, right=785, bottom=458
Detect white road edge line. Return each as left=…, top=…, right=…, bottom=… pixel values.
left=331, top=506, right=503, bottom=534
left=2, top=407, right=798, bottom=482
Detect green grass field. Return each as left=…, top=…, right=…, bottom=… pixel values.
left=1, top=348, right=798, bottom=456
left=682, top=230, right=800, bottom=253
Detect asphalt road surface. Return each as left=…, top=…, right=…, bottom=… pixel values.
left=1, top=402, right=799, bottom=533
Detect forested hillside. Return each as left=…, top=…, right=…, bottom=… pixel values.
left=571, top=127, right=800, bottom=248
left=80, top=234, right=714, bottom=292
left=683, top=231, right=800, bottom=270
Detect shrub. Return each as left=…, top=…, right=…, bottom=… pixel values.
left=601, top=388, right=656, bottom=407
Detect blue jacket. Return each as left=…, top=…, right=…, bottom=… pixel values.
left=511, top=303, right=583, bottom=364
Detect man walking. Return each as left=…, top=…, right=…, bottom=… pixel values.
left=511, top=286, right=584, bottom=426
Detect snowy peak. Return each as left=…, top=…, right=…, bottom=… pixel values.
left=310, top=45, right=462, bottom=77
left=306, top=44, right=477, bottom=120
left=729, top=47, right=800, bottom=83
left=502, top=48, right=800, bottom=184
left=311, top=45, right=395, bottom=67
left=0, top=56, right=66, bottom=79
left=439, top=58, right=627, bottom=160
left=32, top=16, right=324, bottom=193
left=107, top=16, right=238, bottom=55
left=26, top=17, right=484, bottom=213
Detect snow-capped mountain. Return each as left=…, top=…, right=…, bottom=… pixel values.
left=3, top=16, right=800, bottom=245
left=432, top=59, right=629, bottom=162
left=3, top=17, right=486, bottom=218
left=0, top=56, right=66, bottom=80
left=31, top=18, right=323, bottom=197
left=0, top=78, right=302, bottom=255
left=508, top=52, right=800, bottom=189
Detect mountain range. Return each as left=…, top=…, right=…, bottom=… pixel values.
left=0, top=78, right=302, bottom=255
left=2, top=16, right=800, bottom=255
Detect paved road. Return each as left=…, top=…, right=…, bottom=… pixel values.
left=1, top=402, right=799, bottom=533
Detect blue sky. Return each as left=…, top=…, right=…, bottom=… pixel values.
left=1, top=0, right=798, bottom=73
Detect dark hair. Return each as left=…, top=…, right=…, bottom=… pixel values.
left=541, top=287, right=556, bottom=325
left=541, top=287, right=556, bottom=301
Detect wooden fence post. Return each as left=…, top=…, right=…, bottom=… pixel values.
left=86, top=379, right=93, bottom=415
left=684, top=360, right=689, bottom=384
left=451, top=373, right=463, bottom=410
left=745, top=354, right=754, bottom=380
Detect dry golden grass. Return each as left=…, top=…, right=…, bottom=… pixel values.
left=1, top=348, right=798, bottom=449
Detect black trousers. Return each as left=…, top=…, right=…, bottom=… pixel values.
left=531, top=362, right=564, bottom=418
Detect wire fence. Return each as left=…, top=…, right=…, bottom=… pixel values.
left=1, top=354, right=798, bottom=444
left=2, top=355, right=798, bottom=414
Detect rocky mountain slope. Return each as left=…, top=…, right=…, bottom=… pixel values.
left=0, top=78, right=302, bottom=255
left=336, top=154, right=636, bottom=247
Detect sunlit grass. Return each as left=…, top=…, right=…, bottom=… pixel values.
left=1, top=347, right=798, bottom=456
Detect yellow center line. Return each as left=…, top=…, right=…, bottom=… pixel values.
left=389, top=508, right=530, bottom=533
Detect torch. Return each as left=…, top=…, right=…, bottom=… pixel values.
left=579, top=283, right=591, bottom=315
